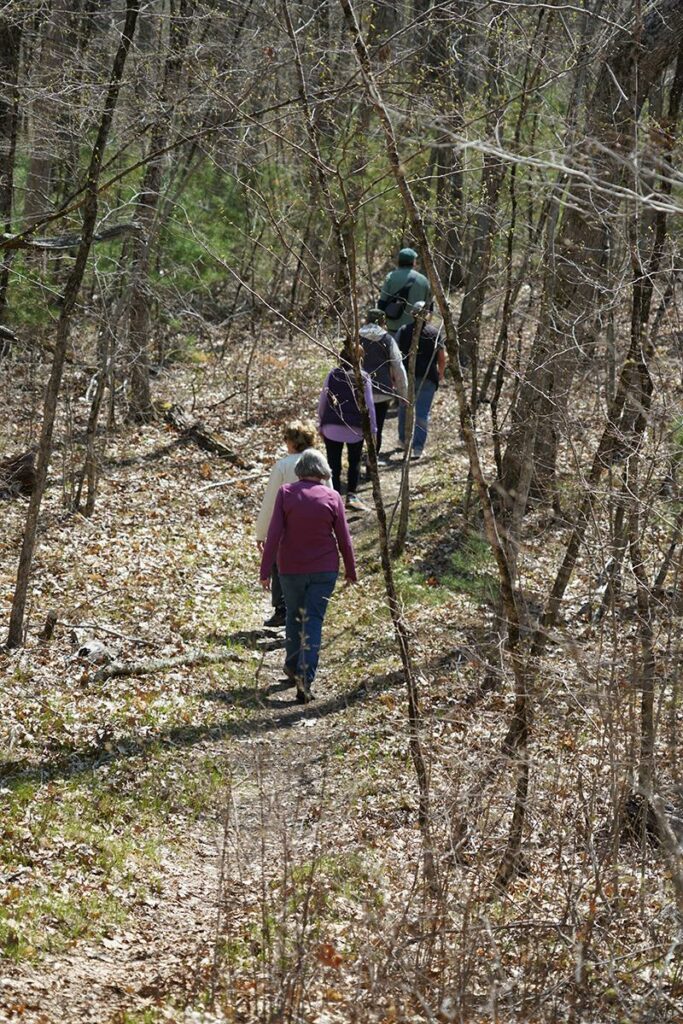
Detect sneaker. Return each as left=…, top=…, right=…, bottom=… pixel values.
left=346, top=493, right=369, bottom=512
left=411, top=450, right=424, bottom=461
left=264, top=609, right=286, bottom=627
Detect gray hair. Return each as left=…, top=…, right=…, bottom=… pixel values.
left=295, top=448, right=332, bottom=480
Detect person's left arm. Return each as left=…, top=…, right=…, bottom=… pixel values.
left=332, top=494, right=357, bottom=583
left=389, top=337, right=408, bottom=398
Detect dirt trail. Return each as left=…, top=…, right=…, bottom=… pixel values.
left=0, top=408, right=444, bottom=1023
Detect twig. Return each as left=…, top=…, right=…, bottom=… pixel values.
left=198, top=470, right=262, bottom=492
left=63, top=621, right=157, bottom=646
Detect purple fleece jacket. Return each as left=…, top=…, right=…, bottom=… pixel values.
left=260, top=480, right=357, bottom=581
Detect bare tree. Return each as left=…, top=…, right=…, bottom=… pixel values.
left=6, top=0, right=141, bottom=649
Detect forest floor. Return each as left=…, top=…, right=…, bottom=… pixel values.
left=1, top=329, right=682, bottom=1023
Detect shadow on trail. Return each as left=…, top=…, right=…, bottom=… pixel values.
left=0, top=667, right=405, bottom=791
left=103, top=437, right=186, bottom=470
left=202, top=677, right=292, bottom=705
left=206, top=626, right=285, bottom=652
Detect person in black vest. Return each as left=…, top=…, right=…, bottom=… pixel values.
left=359, top=309, right=407, bottom=460
left=317, top=349, right=377, bottom=512
left=395, top=302, right=446, bottom=460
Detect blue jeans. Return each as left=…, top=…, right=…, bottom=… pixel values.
left=398, top=377, right=437, bottom=454
left=279, top=571, right=338, bottom=686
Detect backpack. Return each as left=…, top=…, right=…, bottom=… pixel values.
left=320, top=368, right=364, bottom=431
left=379, top=272, right=416, bottom=320
left=359, top=328, right=393, bottom=395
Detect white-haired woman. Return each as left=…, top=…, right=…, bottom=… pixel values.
left=255, top=419, right=328, bottom=626
left=259, top=449, right=357, bottom=703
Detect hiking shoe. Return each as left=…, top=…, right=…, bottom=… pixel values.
left=264, top=609, right=286, bottom=627
left=411, top=450, right=424, bottom=461
left=346, top=493, right=369, bottom=512
left=296, top=685, right=314, bottom=704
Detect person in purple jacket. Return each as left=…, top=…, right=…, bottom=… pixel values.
left=318, top=349, right=377, bottom=513
left=259, top=449, right=357, bottom=704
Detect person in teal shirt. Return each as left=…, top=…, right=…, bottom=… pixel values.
left=377, top=247, right=432, bottom=336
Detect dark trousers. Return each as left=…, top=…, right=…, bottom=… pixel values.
left=324, top=438, right=364, bottom=494
left=280, top=571, right=338, bottom=686
left=373, top=401, right=390, bottom=454
left=271, top=562, right=285, bottom=612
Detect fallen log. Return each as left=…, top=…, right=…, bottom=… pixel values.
left=0, top=324, right=16, bottom=359
left=1, top=222, right=142, bottom=252
left=163, top=403, right=251, bottom=468
left=94, top=647, right=246, bottom=681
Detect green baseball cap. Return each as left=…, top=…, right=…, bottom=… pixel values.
left=398, top=247, right=418, bottom=265
left=366, top=308, right=386, bottom=323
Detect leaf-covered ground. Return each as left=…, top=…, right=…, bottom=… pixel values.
left=1, top=327, right=682, bottom=1023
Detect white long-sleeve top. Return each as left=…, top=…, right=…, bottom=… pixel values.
left=255, top=451, right=331, bottom=542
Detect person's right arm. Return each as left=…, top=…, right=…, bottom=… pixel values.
left=377, top=272, right=392, bottom=311
left=260, top=489, right=285, bottom=582
left=255, top=462, right=285, bottom=545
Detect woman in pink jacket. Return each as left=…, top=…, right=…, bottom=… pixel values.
left=259, top=449, right=357, bottom=704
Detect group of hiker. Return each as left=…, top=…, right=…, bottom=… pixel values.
left=256, top=247, right=446, bottom=705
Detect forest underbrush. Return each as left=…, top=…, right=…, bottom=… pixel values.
left=1, top=323, right=682, bottom=1023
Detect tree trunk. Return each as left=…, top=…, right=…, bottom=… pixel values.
left=501, top=0, right=683, bottom=510
left=285, top=0, right=436, bottom=885
left=6, top=0, right=140, bottom=649
left=340, top=0, right=532, bottom=888
left=0, top=13, right=22, bottom=313
left=126, top=0, right=194, bottom=423
left=457, top=20, right=507, bottom=375
left=392, top=313, right=424, bottom=558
